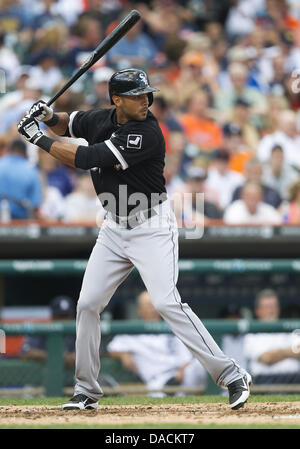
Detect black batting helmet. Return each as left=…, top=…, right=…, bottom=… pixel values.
left=109, top=68, right=159, bottom=106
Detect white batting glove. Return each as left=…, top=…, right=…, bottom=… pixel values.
left=29, top=100, right=53, bottom=122
left=17, top=115, right=44, bottom=144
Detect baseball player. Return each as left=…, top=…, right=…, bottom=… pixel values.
left=17, top=68, right=251, bottom=411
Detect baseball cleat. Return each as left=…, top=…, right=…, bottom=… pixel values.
left=62, top=394, right=98, bottom=410
left=228, top=372, right=252, bottom=410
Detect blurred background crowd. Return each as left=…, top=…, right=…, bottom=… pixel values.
left=1, top=0, right=300, bottom=225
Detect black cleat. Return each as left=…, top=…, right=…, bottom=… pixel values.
left=62, top=394, right=98, bottom=410
left=228, top=372, right=252, bottom=410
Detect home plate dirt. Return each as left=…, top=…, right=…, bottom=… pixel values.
left=1, top=402, right=300, bottom=426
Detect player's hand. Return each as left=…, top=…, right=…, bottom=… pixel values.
left=17, top=115, right=44, bottom=144
left=29, top=100, right=53, bottom=122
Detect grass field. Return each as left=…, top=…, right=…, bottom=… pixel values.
left=0, top=395, right=300, bottom=429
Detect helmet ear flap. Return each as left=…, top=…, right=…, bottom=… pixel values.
left=148, top=92, right=153, bottom=107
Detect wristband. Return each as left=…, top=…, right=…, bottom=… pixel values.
left=44, top=113, right=59, bottom=127
left=36, top=135, right=55, bottom=153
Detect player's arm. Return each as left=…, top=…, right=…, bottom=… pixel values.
left=258, top=345, right=300, bottom=365
left=17, top=114, right=159, bottom=169
left=17, top=115, right=122, bottom=169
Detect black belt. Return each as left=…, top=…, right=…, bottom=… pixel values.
left=107, top=206, right=158, bottom=229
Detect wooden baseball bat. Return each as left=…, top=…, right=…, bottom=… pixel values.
left=47, top=10, right=141, bottom=107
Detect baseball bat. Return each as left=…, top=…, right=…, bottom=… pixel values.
left=47, top=10, right=141, bottom=107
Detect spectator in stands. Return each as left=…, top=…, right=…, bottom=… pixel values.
left=229, top=98, right=259, bottom=152
left=214, top=62, right=267, bottom=117
left=180, top=90, right=224, bottom=155
left=0, top=65, right=30, bottom=122
left=0, top=139, right=42, bottom=219
left=38, top=149, right=75, bottom=197
left=164, top=152, right=185, bottom=197
left=0, top=31, right=21, bottom=87
left=262, top=94, right=290, bottom=135
left=262, top=145, right=299, bottom=201
left=28, top=49, right=63, bottom=95
left=0, top=0, right=32, bottom=32
left=225, top=0, right=260, bottom=41
left=65, top=16, right=103, bottom=72
left=173, top=50, right=210, bottom=109
left=51, top=79, right=87, bottom=114
left=205, top=148, right=245, bottom=210
left=20, top=296, right=76, bottom=368
left=79, top=0, right=121, bottom=31
left=62, top=173, right=105, bottom=223
left=268, top=53, right=288, bottom=96
left=150, top=96, right=183, bottom=154
left=231, top=158, right=282, bottom=208
left=38, top=149, right=65, bottom=221
left=279, top=180, right=300, bottom=224
left=222, top=122, right=253, bottom=175
left=107, top=18, right=158, bottom=70
left=257, top=109, right=300, bottom=169
left=243, top=289, right=300, bottom=384
left=31, top=0, right=65, bottom=30
left=107, top=290, right=206, bottom=396
left=88, top=66, right=114, bottom=109
left=0, top=76, right=43, bottom=135
left=172, top=163, right=223, bottom=227
left=223, top=181, right=282, bottom=225
left=28, top=21, right=69, bottom=60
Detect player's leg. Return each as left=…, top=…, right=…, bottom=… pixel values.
left=73, top=222, right=134, bottom=402
left=127, top=203, right=246, bottom=389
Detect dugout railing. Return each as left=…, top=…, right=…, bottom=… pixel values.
left=1, top=319, right=300, bottom=397
left=1, top=258, right=300, bottom=275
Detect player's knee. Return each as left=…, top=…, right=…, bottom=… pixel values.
left=77, top=297, right=101, bottom=315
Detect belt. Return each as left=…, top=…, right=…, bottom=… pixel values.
left=107, top=206, right=158, bottom=229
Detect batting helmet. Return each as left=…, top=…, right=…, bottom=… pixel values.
left=109, top=68, right=159, bottom=106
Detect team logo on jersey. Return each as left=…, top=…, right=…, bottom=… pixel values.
left=127, top=134, right=142, bottom=149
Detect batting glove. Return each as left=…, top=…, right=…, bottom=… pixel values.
left=29, top=100, right=53, bottom=122
left=18, top=115, right=44, bottom=144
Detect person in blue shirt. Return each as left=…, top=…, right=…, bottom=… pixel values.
left=107, top=19, right=158, bottom=70
left=0, top=139, right=42, bottom=219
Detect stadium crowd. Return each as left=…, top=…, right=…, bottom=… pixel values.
left=1, top=0, right=300, bottom=225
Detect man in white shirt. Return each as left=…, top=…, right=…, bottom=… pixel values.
left=244, top=289, right=300, bottom=384
left=262, top=144, right=299, bottom=200
left=205, top=149, right=245, bottom=210
left=223, top=181, right=282, bottom=225
left=107, top=290, right=206, bottom=395
left=257, top=110, right=300, bottom=169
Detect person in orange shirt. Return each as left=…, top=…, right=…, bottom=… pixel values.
left=180, top=89, right=223, bottom=154
left=223, top=122, right=253, bottom=175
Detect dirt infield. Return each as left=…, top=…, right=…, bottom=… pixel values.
left=1, top=402, right=300, bottom=427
